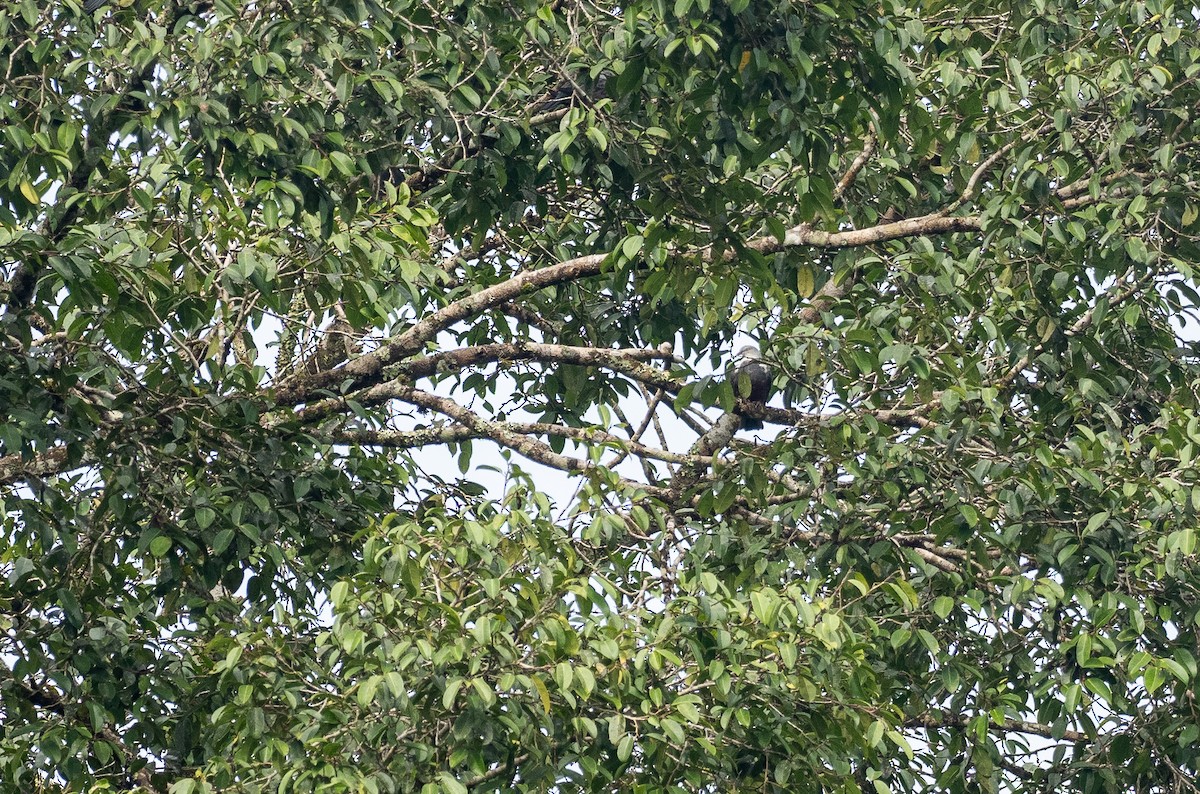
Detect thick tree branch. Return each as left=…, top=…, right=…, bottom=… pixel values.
left=832, top=131, right=877, bottom=204
left=289, top=341, right=681, bottom=424
left=272, top=253, right=608, bottom=403
left=273, top=150, right=1156, bottom=411
left=0, top=446, right=72, bottom=488
left=666, top=412, right=742, bottom=503
left=272, top=212, right=991, bottom=407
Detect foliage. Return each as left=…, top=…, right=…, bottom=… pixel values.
left=3, top=0, right=1200, bottom=791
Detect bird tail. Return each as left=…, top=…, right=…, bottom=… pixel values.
left=83, top=0, right=108, bottom=12
left=741, top=417, right=763, bottom=431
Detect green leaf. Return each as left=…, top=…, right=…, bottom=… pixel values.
left=442, top=679, right=464, bottom=710
left=1084, top=511, right=1110, bottom=534
left=617, top=734, right=634, bottom=762
left=674, top=697, right=700, bottom=722
left=660, top=717, right=685, bottom=744
left=212, top=528, right=235, bottom=555
left=195, top=506, right=216, bottom=529
left=358, top=675, right=381, bottom=706
left=437, top=773, right=468, bottom=794
left=622, top=235, right=644, bottom=261
left=932, top=597, right=954, bottom=620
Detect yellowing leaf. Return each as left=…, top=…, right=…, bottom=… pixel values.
left=531, top=675, right=552, bottom=714
left=19, top=181, right=39, bottom=205
left=1037, top=316, right=1056, bottom=342
left=797, top=264, right=815, bottom=298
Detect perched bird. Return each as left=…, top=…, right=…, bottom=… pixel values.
left=533, top=71, right=611, bottom=115
left=732, top=345, right=772, bottom=430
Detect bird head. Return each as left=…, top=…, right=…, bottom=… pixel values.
left=734, top=345, right=763, bottom=363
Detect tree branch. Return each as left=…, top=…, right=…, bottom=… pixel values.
left=0, top=446, right=72, bottom=488
left=289, top=341, right=681, bottom=424
left=906, top=713, right=1089, bottom=743
left=380, top=384, right=671, bottom=499
left=329, top=422, right=712, bottom=469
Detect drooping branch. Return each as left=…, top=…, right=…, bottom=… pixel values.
left=993, top=270, right=1156, bottom=392
left=402, top=107, right=571, bottom=195
left=330, top=421, right=712, bottom=468
left=737, top=506, right=967, bottom=574
left=382, top=383, right=672, bottom=499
